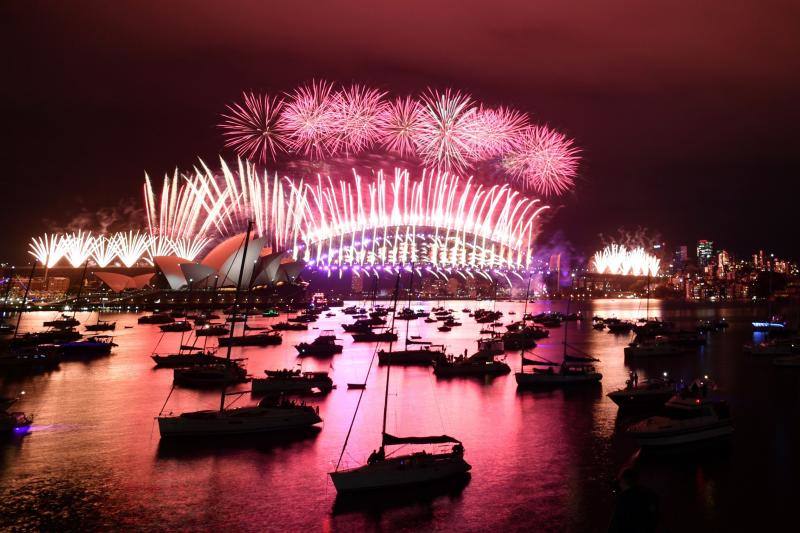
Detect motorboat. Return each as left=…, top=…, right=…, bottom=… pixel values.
left=59, top=335, right=117, bottom=359
left=627, top=393, right=733, bottom=448
left=159, top=321, right=193, bottom=333
left=434, top=353, right=511, bottom=377
left=0, top=410, right=33, bottom=435
left=195, top=324, right=230, bottom=336
left=744, top=337, right=799, bottom=356
left=43, top=315, right=80, bottom=329
left=624, top=337, right=686, bottom=358
left=0, top=347, right=61, bottom=373
left=502, top=325, right=548, bottom=350
left=85, top=320, right=116, bottom=332
left=218, top=331, right=282, bottom=347
left=271, top=321, right=309, bottom=331
left=606, top=320, right=635, bottom=334
left=173, top=362, right=247, bottom=388
left=377, top=345, right=446, bottom=366
left=296, top=333, right=343, bottom=356
left=138, top=313, right=174, bottom=325
left=607, top=376, right=676, bottom=409
left=437, top=325, right=452, bottom=332
left=251, top=369, right=334, bottom=394
left=476, top=337, right=504, bottom=356
left=158, top=395, right=321, bottom=438
left=151, top=351, right=230, bottom=368
left=351, top=329, right=398, bottom=343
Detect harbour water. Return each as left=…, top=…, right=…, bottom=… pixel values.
left=0, top=300, right=797, bottom=531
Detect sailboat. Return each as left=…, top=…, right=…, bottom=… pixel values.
left=157, top=221, right=322, bottom=439
left=516, top=298, right=602, bottom=387
left=329, top=270, right=471, bottom=493
left=377, top=266, right=445, bottom=366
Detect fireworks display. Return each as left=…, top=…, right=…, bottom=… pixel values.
left=220, top=81, right=580, bottom=196
left=502, top=126, right=580, bottom=196
left=592, top=244, right=660, bottom=276
left=26, top=82, right=583, bottom=276
left=293, top=168, right=548, bottom=269
left=220, top=92, right=288, bottom=163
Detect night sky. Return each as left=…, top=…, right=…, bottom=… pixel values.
left=3, top=1, right=799, bottom=263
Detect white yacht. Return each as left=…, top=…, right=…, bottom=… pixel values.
left=627, top=393, right=733, bottom=448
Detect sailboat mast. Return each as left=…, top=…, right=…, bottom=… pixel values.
left=404, top=264, right=414, bottom=349
left=382, top=270, right=402, bottom=440
left=563, top=297, right=570, bottom=358
left=220, top=220, right=252, bottom=412
left=13, top=261, right=37, bottom=339
left=645, top=271, right=650, bottom=321
left=520, top=268, right=534, bottom=371
left=72, top=259, right=89, bottom=319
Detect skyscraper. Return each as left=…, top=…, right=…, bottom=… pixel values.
left=697, top=240, right=714, bottom=266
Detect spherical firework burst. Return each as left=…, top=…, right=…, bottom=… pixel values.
left=470, top=106, right=530, bottom=159
left=415, top=89, right=478, bottom=173
left=219, top=92, right=288, bottom=163
left=502, top=125, right=579, bottom=196
left=377, top=96, right=425, bottom=157
left=329, top=85, right=387, bottom=156
left=279, top=80, right=337, bottom=159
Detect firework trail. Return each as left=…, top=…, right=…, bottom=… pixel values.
left=378, top=96, right=425, bottom=157
left=63, top=231, right=96, bottom=267
left=220, top=92, right=288, bottom=163
left=146, top=235, right=176, bottom=264
left=173, top=236, right=212, bottom=261
left=280, top=80, right=338, bottom=159
left=415, top=89, right=478, bottom=172
left=116, top=231, right=152, bottom=268
left=92, top=234, right=119, bottom=267
left=292, top=168, right=549, bottom=269
left=502, top=125, right=579, bottom=196
left=329, top=85, right=387, bottom=156
left=29, top=234, right=66, bottom=267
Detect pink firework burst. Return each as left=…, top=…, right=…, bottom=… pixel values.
left=378, top=96, right=425, bottom=157
left=219, top=92, right=287, bottom=163
left=280, top=80, right=337, bottom=159
left=415, top=89, right=478, bottom=173
left=470, top=106, right=530, bottom=159
left=329, top=85, right=387, bottom=156
left=502, top=125, right=580, bottom=196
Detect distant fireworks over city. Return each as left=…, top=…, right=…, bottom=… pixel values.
left=27, top=81, right=583, bottom=275
left=592, top=244, right=661, bottom=277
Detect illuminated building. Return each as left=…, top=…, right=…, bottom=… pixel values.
left=697, top=240, right=713, bottom=266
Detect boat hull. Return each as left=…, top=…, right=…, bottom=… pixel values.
left=158, top=408, right=321, bottom=438
left=330, top=456, right=471, bottom=492
left=629, top=421, right=734, bottom=448
left=515, top=371, right=602, bottom=387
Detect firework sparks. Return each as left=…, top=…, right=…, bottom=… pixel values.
left=293, top=168, right=549, bottom=269
left=378, top=96, right=425, bottom=157
left=470, top=106, right=529, bottom=159
left=63, top=231, right=96, bottom=267
left=92, top=234, right=119, bottom=267
left=415, top=89, right=478, bottom=172
left=219, top=92, right=288, bottom=163
left=329, top=85, right=387, bottom=156
left=502, top=125, right=579, bottom=196
left=146, top=235, right=176, bottom=264
left=280, top=80, right=337, bottom=159
left=593, top=244, right=660, bottom=276
left=173, top=236, right=212, bottom=261
left=29, top=234, right=66, bottom=267
left=116, top=231, right=152, bottom=268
